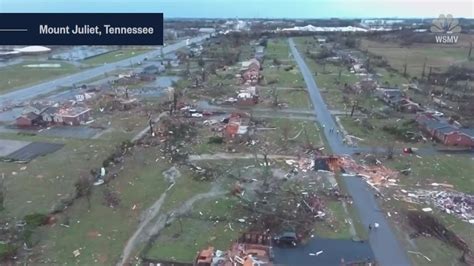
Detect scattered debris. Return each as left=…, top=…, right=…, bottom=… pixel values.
left=73, top=249, right=81, bottom=257
left=399, top=189, right=473, bottom=223
left=422, top=207, right=432, bottom=212
left=408, top=251, right=431, bottom=262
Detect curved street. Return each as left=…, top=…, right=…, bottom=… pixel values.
left=0, top=35, right=209, bottom=107
left=289, top=38, right=411, bottom=266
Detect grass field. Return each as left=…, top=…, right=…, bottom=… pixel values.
left=262, top=66, right=305, bottom=88
left=266, top=38, right=291, bottom=61
left=82, top=49, right=151, bottom=66
left=360, top=38, right=472, bottom=77
left=35, top=146, right=172, bottom=265
left=265, top=118, right=323, bottom=148
left=338, top=116, right=424, bottom=148
left=0, top=109, right=149, bottom=219
left=262, top=38, right=305, bottom=88
left=0, top=61, right=80, bottom=93
left=144, top=196, right=248, bottom=262
left=277, top=89, right=312, bottom=109
left=385, top=154, right=474, bottom=194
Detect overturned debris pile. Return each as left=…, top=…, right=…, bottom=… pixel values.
left=194, top=232, right=273, bottom=266
left=407, top=211, right=472, bottom=257
left=339, top=156, right=399, bottom=187
left=398, top=189, right=474, bottom=223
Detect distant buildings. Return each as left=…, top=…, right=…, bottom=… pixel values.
left=361, top=19, right=405, bottom=26
left=0, top=46, right=51, bottom=59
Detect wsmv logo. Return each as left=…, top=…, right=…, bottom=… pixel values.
left=431, top=14, right=461, bottom=44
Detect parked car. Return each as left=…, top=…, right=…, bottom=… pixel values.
left=191, top=113, right=203, bottom=118
left=273, top=231, right=297, bottom=247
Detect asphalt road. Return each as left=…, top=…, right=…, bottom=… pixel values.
left=289, top=38, right=411, bottom=266
left=0, top=35, right=209, bottom=107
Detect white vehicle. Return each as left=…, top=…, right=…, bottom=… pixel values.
left=425, top=110, right=444, bottom=117
left=191, top=113, right=203, bottom=118
left=225, top=97, right=238, bottom=103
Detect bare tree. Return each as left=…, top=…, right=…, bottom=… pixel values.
left=75, top=175, right=93, bottom=209
left=468, top=42, right=472, bottom=58
left=419, top=57, right=426, bottom=78
left=0, top=173, right=5, bottom=210
left=271, top=86, right=278, bottom=107
left=385, top=144, right=395, bottom=160
left=281, top=120, right=291, bottom=148
left=403, top=57, right=408, bottom=77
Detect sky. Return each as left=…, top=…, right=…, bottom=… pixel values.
left=0, top=0, right=472, bottom=18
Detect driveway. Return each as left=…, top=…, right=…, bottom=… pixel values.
left=289, top=38, right=411, bottom=266
left=0, top=35, right=209, bottom=107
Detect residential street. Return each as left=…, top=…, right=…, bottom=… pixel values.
left=0, top=35, right=209, bottom=107
left=289, top=38, right=411, bottom=266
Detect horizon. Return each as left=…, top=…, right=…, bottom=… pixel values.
left=1, top=0, right=473, bottom=19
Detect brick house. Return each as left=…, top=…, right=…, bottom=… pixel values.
left=223, top=114, right=250, bottom=142
left=416, top=114, right=474, bottom=147
left=16, top=112, right=40, bottom=127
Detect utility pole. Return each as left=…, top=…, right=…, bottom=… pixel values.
left=421, top=57, right=427, bottom=79
left=468, top=42, right=472, bottom=58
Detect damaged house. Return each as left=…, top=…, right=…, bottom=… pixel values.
left=237, top=86, right=259, bottom=105
left=16, top=112, right=41, bottom=127
left=222, top=113, right=251, bottom=142
left=416, top=114, right=474, bottom=147
left=376, top=87, right=424, bottom=113
left=375, top=87, right=404, bottom=105
left=54, top=106, right=92, bottom=126
left=240, top=59, right=261, bottom=86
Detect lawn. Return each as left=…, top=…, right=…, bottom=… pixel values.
left=0, top=107, right=152, bottom=218
left=262, top=66, right=305, bottom=88
left=265, top=118, right=324, bottom=149
left=375, top=67, right=409, bottom=87
left=34, top=146, right=172, bottom=265
left=385, top=154, right=474, bottom=194
left=338, top=116, right=416, bottom=147
left=266, top=38, right=291, bottom=61
left=82, top=49, right=151, bottom=66
left=381, top=194, right=473, bottom=266
left=315, top=200, right=354, bottom=239
left=144, top=196, right=249, bottom=263
left=0, top=137, right=120, bottom=219
left=277, top=89, right=312, bottom=109
left=360, top=38, right=471, bottom=77
left=0, top=61, right=80, bottom=93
